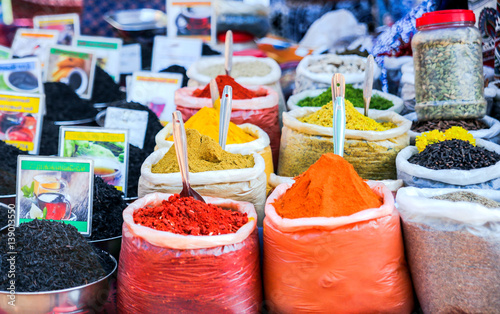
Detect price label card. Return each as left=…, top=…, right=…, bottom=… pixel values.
left=0, top=58, right=43, bottom=94
left=16, top=156, right=94, bottom=236
left=45, top=45, right=97, bottom=100
left=127, top=71, right=183, bottom=123
left=120, top=44, right=142, bottom=74
left=0, top=45, right=12, bottom=59
left=151, top=36, right=202, bottom=72
left=11, top=28, right=59, bottom=73
left=33, top=13, right=80, bottom=45
left=104, top=107, right=148, bottom=149
left=0, top=92, right=45, bottom=154
left=167, top=0, right=216, bottom=44
left=59, top=126, right=129, bottom=195
left=75, top=35, right=123, bottom=83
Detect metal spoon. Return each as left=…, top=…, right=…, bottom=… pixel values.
left=224, top=30, right=233, bottom=76
left=172, top=111, right=205, bottom=202
left=332, top=73, right=346, bottom=157
left=210, top=78, right=220, bottom=110
left=219, top=86, right=233, bottom=150
left=363, top=55, right=375, bottom=117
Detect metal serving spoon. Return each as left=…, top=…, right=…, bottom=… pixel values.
left=332, top=73, right=346, bottom=157
left=172, top=111, right=205, bottom=202
left=219, top=86, right=233, bottom=150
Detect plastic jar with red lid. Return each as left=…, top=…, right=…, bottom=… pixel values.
left=412, top=9, right=486, bottom=121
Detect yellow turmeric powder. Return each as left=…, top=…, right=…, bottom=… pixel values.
left=167, top=107, right=256, bottom=144
left=299, top=100, right=397, bottom=131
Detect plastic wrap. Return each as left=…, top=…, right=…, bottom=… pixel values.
left=138, top=150, right=267, bottom=226
left=396, top=187, right=500, bottom=313
left=175, top=85, right=280, bottom=166
left=404, top=112, right=500, bottom=145
left=287, top=88, right=404, bottom=114
left=294, top=54, right=381, bottom=94
left=396, top=139, right=500, bottom=189
left=263, top=182, right=414, bottom=313
left=117, top=193, right=262, bottom=313
left=155, top=123, right=273, bottom=193
left=278, top=108, right=411, bottom=179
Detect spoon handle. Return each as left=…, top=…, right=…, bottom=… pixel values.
left=172, top=111, right=190, bottom=189
left=332, top=74, right=346, bottom=157
left=219, top=86, right=233, bottom=150
left=363, top=55, right=375, bottom=117
left=210, top=78, right=219, bottom=110
left=225, top=30, right=233, bottom=76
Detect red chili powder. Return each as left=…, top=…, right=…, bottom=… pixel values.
left=273, top=153, right=383, bottom=219
left=192, top=75, right=257, bottom=99
left=133, top=194, right=249, bottom=235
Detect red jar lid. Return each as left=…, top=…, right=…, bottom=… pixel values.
left=416, top=9, right=476, bottom=28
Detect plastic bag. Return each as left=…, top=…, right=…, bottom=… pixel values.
left=294, top=54, right=381, bottom=94
left=396, top=187, right=500, bottom=313
left=404, top=112, right=500, bottom=145
left=117, top=193, right=262, bottom=313
left=263, top=182, right=414, bottom=313
left=278, top=107, right=411, bottom=179
left=287, top=88, right=404, bottom=113
left=175, top=85, right=281, bottom=166
left=396, top=139, right=500, bottom=189
left=138, top=149, right=267, bottom=226
left=155, top=123, right=274, bottom=193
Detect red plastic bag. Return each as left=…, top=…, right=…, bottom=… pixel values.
left=263, top=182, right=414, bottom=313
left=175, top=86, right=281, bottom=166
left=117, top=193, right=262, bottom=313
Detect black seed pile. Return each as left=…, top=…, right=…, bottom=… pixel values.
left=39, top=120, right=61, bottom=156
left=44, top=82, right=98, bottom=121
left=411, top=119, right=488, bottom=133
left=0, top=205, right=8, bottom=229
left=90, top=66, right=125, bottom=104
left=106, top=101, right=163, bottom=154
left=409, top=139, right=500, bottom=170
left=91, top=176, right=127, bottom=241
left=0, top=219, right=109, bottom=292
left=0, top=141, right=27, bottom=195
left=128, top=144, right=149, bottom=198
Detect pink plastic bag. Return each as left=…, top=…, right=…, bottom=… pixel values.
left=263, top=182, right=414, bottom=313
left=117, top=193, right=262, bottom=313
left=175, top=85, right=281, bottom=166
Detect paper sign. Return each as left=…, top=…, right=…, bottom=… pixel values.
left=0, top=58, right=43, bottom=94
left=75, top=35, right=123, bottom=83
left=127, top=71, right=183, bottom=123
left=0, top=45, right=12, bottom=59
left=120, top=44, right=142, bottom=74
left=33, top=13, right=80, bottom=45
left=59, top=126, right=129, bottom=194
left=104, top=107, right=148, bottom=149
left=45, top=45, right=97, bottom=100
left=152, top=36, right=202, bottom=72
left=11, top=28, right=59, bottom=73
left=0, top=92, right=45, bottom=154
left=16, top=156, right=94, bottom=236
left=167, top=0, right=216, bottom=44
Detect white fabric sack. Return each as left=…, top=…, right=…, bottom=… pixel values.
left=294, top=54, right=381, bottom=93
left=404, top=113, right=500, bottom=145
left=287, top=88, right=404, bottom=113
left=396, top=139, right=500, bottom=188
left=138, top=149, right=267, bottom=225
left=123, top=193, right=257, bottom=249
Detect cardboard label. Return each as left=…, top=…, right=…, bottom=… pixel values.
left=11, top=28, right=59, bottom=74
left=75, top=35, right=123, bottom=83
left=33, top=13, right=80, bottom=45
left=167, top=0, right=216, bottom=44
left=120, top=44, right=142, bottom=74
left=127, top=71, right=183, bottom=123
left=59, top=126, right=129, bottom=194
left=0, top=92, right=45, bottom=154
left=16, top=156, right=94, bottom=236
left=104, top=107, right=148, bottom=149
left=45, top=45, right=97, bottom=100
left=151, top=36, right=202, bottom=72
left=0, top=58, right=43, bottom=94
left=0, top=45, right=12, bottom=59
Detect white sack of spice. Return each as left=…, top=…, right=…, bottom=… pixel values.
left=396, top=187, right=500, bottom=314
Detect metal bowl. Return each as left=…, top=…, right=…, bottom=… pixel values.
left=89, top=235, right=122, bottom=262
left=95, top=110, right=106, bottom=127
left=0, top=202, right=11, bottom=235
left=0, top=194, right=15, bottom=207
left=0, top=251, right=117, bottom=314
left=53, top=117, right=97, bottom=127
